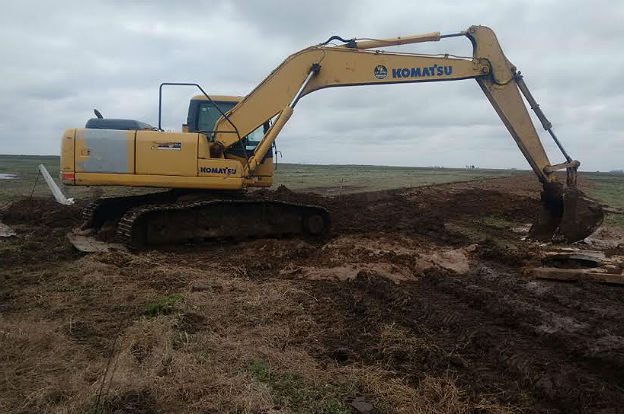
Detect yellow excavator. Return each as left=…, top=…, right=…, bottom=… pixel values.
left=60, top=25, right=603, bottom=248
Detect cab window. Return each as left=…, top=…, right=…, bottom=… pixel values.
left=245, top=125, right=264, bottom=150
left=196, top=101, right=235, bottom=134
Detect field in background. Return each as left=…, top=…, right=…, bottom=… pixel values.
left=272, top=163, right=523, bottom=194
left=584, top=173, right=624, bottom=228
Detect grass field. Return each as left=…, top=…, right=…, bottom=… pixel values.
left=583, top=173, right=624, bottom=227
left=271, top=163, right=524, bottom=194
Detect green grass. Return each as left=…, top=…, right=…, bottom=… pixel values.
left=606, top=215, right=624, bottom=229
left=272, top=163, right=523, bottom=194
left=480, top=215, right=518, bottom=229
left=584, top=174, right=624, bottom=210
left=584, top=173, right=624, bottom=229
left=143, top=295, right=183, bottom=317
left=0, top=155, right=60, bottom=203
left=248, top=359, right=353, bottom=413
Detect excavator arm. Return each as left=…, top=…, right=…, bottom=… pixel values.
left=214, top=26, right=555, bottom=181
left=210, top=25, right=602, bottom=241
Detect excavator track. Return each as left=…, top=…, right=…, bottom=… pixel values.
left=80, top=192, right=177, bottom=231
left=115, top=199, right=330, bottom=249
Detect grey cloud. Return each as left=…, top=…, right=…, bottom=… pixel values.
left=0, top=0, right=622, bottom=171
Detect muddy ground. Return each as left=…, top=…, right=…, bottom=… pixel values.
left=1, top=174, right=624, bottom=413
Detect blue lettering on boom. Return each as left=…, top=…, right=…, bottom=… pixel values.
left=391, top=65, right=453, bottom=78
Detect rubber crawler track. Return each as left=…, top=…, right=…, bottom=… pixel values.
left=80, top=192, right=177, bottom=230
left=116, top=199, right=330, bottom=249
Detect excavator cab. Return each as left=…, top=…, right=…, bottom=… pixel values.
left=185, top=95, right=271, bottom=159
left=186, top=95, right=241, bottom=134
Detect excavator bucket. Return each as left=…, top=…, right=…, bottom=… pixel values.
left=529, top=183, right=604, bottom=243
left=558, top=187, right=604, bottom=242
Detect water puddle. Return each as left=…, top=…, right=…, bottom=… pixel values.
left=0, top=173, right=16, bottom=180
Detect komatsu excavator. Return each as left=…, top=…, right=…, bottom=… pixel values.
left=60, top=25, right=603, bottom=248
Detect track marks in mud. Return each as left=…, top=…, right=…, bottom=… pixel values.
left=302, top=268, right=624, bottom=413
left=431, top=271, right=624, bottom=410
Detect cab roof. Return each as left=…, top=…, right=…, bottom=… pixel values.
left=191, top=95, right=244, bottom=102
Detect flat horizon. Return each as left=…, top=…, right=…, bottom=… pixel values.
left=3, top=154, right=624, bottom=173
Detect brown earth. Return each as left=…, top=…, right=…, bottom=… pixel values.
left=1, top=174, right=624, bottom=413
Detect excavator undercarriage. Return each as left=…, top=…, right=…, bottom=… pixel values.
left=78, top=192, right=330, bottom=249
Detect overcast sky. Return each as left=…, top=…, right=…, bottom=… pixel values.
left=1, top=0, right=622, bottom=171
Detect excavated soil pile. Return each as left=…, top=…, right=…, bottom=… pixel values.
left=253, top=182, right=540, bottom=243
left=2, top=174, right=624, bottom=413
left=2, top=197, right=84, bottom=228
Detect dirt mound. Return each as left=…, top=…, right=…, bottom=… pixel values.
left=254, top=188, right=454, bottom=241
left=419, top=188, right=540, bottom=222
left=0, top=198, right=83, bottom=267
left=2, top=197, right=83, bottom=228
left=252, top=182, right=540, bottom=245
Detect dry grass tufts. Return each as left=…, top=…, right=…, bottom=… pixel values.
left=90, top=317, right=276, bottom=413
left=343, top=366, right=516, bottom=414
left=0, top=318, right=96, bottom=413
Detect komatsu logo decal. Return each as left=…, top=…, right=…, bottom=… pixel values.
left=200, top=167, right=237, bottom=174
left=392, top=65, right=453, bottom=78
left=373, top=65, right=388, bottom=79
